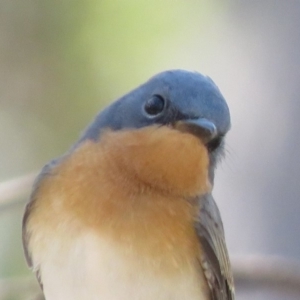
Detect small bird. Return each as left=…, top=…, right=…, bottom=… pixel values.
left=23, top=69, right=234, bottom=300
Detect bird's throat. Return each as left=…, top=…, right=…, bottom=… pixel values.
left=100, top=126, right=211, bottom=198
left=26, top=126, right=211, bottom=276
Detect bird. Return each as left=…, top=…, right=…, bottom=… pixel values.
left=22, top=69, right=234, bottom=300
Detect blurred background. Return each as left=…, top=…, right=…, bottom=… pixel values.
left=1, top=0, right=300, bottom=299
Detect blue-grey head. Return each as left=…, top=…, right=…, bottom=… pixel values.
left=80, top=69, right=231, bottom=182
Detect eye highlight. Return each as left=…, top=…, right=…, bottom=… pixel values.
left=144, top=95, right=166, bottom=116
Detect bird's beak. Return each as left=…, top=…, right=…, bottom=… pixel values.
left=173, top=118, right=217, bottom=144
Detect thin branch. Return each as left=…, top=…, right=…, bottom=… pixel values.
left=232, top=255, right=300, bottom=294
left=1, top=173, right=300, bottom=296
left=2, top=256, right=300, bottom=299
left=0, top=172, right=37, bottom=210
left=0, top=276, right=41, bottom=300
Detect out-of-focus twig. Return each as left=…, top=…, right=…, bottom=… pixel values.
left=1, top=173, right=300, bottom=296
left=2, top=255, right=300, bottom=299
left=232, top=255, right=300, bottom=294
left=0, top=172, right=37, bottom=211
left=0, top=276, right=41, bottom=300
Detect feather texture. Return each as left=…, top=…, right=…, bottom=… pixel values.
left=23, top=126, right=214, bottom=299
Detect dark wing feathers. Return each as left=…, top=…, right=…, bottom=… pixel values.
left=196, top=194, right=235, bottom=300
left=22, top=159, right=61, bottom=290
left=23, top=158, right=234, bottom=300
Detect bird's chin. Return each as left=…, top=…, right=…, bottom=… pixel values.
left=98, top=125, right=211, bottom=198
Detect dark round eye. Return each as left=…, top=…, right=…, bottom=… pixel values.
left=144, top=95, right=166, bottom=116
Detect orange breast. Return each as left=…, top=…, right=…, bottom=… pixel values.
left=27, top=126, right=211, bottom=276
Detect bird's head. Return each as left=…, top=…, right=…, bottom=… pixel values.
left=79, top=69, right=230, bottom=188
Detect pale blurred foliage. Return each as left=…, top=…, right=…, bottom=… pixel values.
left=1, top=1, right=300, bottom=299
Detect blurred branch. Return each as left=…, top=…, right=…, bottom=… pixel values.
left=232, top=255, right=300, bottom=295
left=0, top=276, right=41, bottom=300
left=2, top=255, right=300, bottom=299
left=0, top=172, right=37, bottom=211
left=1, top=173, right=300, bottom=296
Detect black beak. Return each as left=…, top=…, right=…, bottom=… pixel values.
left=173, top=118, right=217, bottom=144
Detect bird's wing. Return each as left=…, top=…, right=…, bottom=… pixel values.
left=22, top=159, right=60, bottom=290
left=196, top=194, right=235, bottom=300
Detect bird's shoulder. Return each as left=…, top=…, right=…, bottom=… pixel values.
left=196, top=194, right=234, bottom=300
left=22, top=158, right=62, bottom=287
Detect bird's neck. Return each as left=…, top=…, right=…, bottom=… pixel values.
left=99, top=126, right=211, bottom=198
left=26, top=126, right=212, bottom=273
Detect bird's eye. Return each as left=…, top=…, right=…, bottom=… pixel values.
left=144, top=95, right=166, bottom=116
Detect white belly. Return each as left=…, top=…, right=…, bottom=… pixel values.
left=39, top=232, right=208, bottom=300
